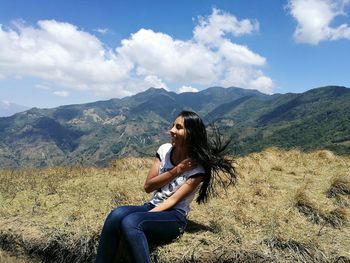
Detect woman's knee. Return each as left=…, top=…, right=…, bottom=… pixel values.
left=120, top=213, right=142, bottom=232
left=103, top=207, right=129, bottom=230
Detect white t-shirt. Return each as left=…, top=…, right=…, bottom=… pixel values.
left=149, top=143, right=205, bottom=215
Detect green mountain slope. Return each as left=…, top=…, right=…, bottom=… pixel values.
left=0, top=85, right=349, bottom=167
left=230, top=86, right=350, bottom=155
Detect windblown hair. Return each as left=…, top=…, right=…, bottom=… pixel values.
left=178, top=110, right=237, bottom=204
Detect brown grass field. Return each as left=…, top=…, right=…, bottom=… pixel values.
left=0, top=148, right=349, bottom=262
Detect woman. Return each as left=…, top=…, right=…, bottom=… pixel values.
left=95, top=110, right=236, bottom=263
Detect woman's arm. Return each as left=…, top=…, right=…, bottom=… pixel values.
left=148, top=175, right=203, bottom=212
left=144, top=158, right=196, bottom=193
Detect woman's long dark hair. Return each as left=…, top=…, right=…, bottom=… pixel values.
left=178, top=110, right=236, bottom=204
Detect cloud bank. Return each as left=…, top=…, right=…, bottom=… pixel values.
left=0, top=8, right=275, bottom=98
left=288, top=0, right=350, bottom=44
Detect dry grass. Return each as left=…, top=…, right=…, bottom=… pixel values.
left=0, top=149, right=349, bottom=262
left=0, top=249, right=30, bottom=263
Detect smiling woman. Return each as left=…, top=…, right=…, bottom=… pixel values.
left=95, top=110, right=237, bottom=263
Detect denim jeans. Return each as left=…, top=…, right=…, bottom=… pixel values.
left=95, top=203, right=187, bottom=263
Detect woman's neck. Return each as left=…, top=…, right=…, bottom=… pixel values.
left=171, top=146, right=188, bottom=165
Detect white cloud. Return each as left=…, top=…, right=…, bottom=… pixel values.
left=288, top=0, right=350, bottom=44
left=193, top=8, right=259, bottom=45
left=144, top=75, right=168, bottom=90
left=249, top=75, right=275, bottom=94
left=0, top=20, right=132, bottom=97
left=178, top=85, right=199, bottom=93
left=94, top=28, right=109, bottom=34
left=35, top=83, right=51, bottom=90
left=117, top=28, right=218, bottom=84
left=53, top=90, right=69, bottom=97
left=0, top=8, right=275, bottom=98
left=220, top=68, right=275, bottom=94
left=116, top=8, right=273, bottom=93
left=219, top=40, right=265, bottom=66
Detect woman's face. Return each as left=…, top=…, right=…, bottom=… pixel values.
left=170, top=116, right=187, bottom=148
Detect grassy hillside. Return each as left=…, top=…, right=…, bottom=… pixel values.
left=0, top=149, right=349, bottom=262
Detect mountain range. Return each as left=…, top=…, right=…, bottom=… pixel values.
left=0, top=85, right=349, bottom=168
left=0, top=100, right=29, bottom=117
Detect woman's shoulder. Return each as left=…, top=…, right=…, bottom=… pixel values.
left=157, top=143, right=172, bottom=151
left=157, top=143, right=173, bottom=157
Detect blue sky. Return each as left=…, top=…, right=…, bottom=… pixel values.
left=0, top=0, right=349, bottom=108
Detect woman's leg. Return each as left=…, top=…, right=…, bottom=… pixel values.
left=95, top=203, right=154, bottom=263
left=120, top=210, right=187, bottom=263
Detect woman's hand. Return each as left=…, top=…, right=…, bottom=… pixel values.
left=144, top=158, right=180, bottom=193
left=175, top=158, right=197, bottom=174
left=144, top=158, right=198, bottom=194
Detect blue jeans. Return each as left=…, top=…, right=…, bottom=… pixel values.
left=95, top=203, right=187, bottom=263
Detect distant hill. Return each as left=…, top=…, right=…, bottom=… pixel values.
left=0, top=100, right=29, bottom=117
left=0, top=85, right=349, bottom=168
